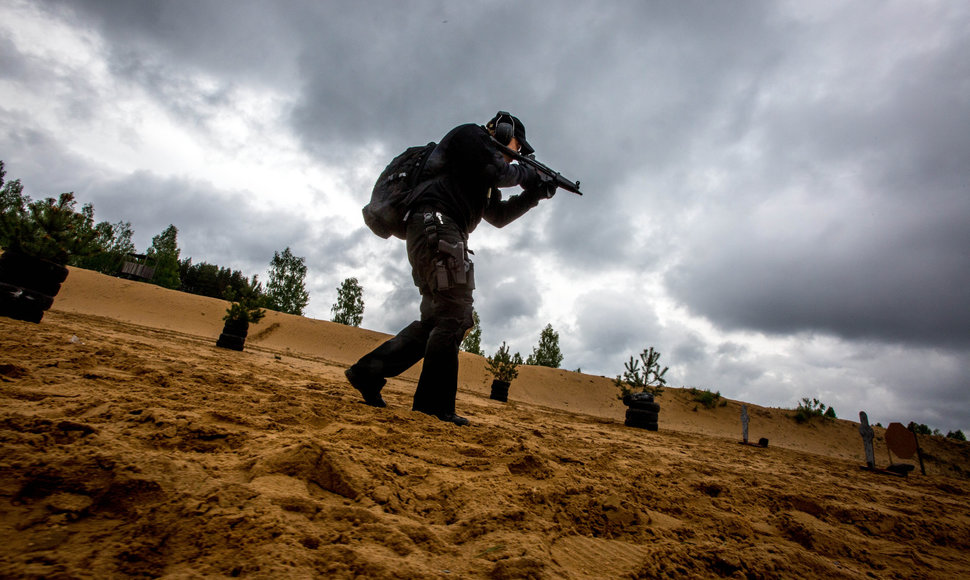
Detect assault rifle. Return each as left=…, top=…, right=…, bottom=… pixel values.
left=491, top=138, right=583, bottom=196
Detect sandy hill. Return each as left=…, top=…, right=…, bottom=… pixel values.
left=1, top=267, right=968, bottom=578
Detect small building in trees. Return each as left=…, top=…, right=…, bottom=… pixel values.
left=119, top=253, right=156, bottom=281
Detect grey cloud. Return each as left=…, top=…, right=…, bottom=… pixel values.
left=84, top=171, right=316, bottom=273
left=0, top=116, right=83, bottom=195
left=357, top=249, right=419, bottom=332
left=373, top=278, right=420, bottom=334
left=672, top=333, right=707, bottom=366
left=660, top=3, right=970, bottom=349
left=666, top=213, right=970, bottom=348
left=42, top=0, right=297, bottom=85
left=665, top=110, right=970, bottom=347
left=570, top=288, right=664, bottom=374
left=478, top=275, right=542, bottom=339
left=0, top=30, right=29, bottom=80
left=545, top=193, right=649, bottom=271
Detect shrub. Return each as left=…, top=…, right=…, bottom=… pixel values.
left=908, top=422, right=933, bottom=436
left=688, top=387, right=722, bottom=409
left=946, top=430, right=966, bottom=441
left=793, top=397, right=836, bottom=423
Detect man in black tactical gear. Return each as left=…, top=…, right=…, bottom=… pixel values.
left=345, top=111, right=557, bottom=426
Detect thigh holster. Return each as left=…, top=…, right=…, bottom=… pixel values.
left=435, top=239, right=475, bottom=291
left=412, top=210, right=475, bottom=292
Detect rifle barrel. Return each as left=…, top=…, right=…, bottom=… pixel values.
left=492, top=138, right=583, bottom=195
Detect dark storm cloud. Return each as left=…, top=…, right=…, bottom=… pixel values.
left=41, top=0, right=297, bottom=85
left=667, top=198, right=970, bottom=347
left=666, top=4, right=970, bottom=348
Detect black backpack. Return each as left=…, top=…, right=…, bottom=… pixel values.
left=362, top=142, right=437, bottom=239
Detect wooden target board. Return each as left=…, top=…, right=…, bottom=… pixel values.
left=885, top=422, right=918, bottom=459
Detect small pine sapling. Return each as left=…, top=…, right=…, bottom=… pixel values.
left=223, top=288, right=266, bottom=325
left=486, top=341, right=522, bottom=383
left=614, top=347, right=668, bottom=399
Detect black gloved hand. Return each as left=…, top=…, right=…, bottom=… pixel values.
left=520, top=164, right=542, bottom=190
left=538, top=178, right=557, bottom=199
left=522, top=177, right=557, bottom=202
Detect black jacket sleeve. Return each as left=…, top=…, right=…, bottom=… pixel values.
left=492, top=156, right=539, bottom=189
left=482, top=187, right=545, bottom=228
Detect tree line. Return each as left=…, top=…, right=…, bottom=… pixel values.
left=79, top=220, right=311, bottom=318
left=0, top=160, right=350, bottom=320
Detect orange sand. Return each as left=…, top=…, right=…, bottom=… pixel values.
left=2, top=267, right=968, bottom=578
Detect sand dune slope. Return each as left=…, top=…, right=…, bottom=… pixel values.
left=1, top=268, right=968, bottom=578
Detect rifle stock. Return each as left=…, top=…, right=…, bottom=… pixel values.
left=491, top=138, right=582, bottom=196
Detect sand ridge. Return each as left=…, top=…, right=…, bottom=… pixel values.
left=1, top=267, right=968, bottom=578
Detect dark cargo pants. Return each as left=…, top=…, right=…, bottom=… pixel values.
left=350, top=209, right=474, bottom=416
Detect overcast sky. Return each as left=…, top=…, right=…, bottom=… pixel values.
left=2, top=0, right=968, bottom=433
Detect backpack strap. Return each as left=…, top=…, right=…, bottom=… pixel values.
left=401, top=142, right=439, bottom=222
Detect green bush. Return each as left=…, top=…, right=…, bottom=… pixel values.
left=793, top=397, right=836, bottom=423
left=688, top=387, right=722, bottom=409
left=946, top=430, right=966, bottom=441
left=223, top=288, right=266, bottom=325
left=908, top=422, right=933, bottom=436
left=486, top=342, right=522, bottom=383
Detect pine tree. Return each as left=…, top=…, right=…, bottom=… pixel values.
left=147, top=224, right=181, bottom=289
left=331, top=277, right=364, bottom=326
left=613, top=347, right=668, bottom=398
left=1, top=163, right=99, bottom=264
left=461, top=310, right=484, bottom=356
left=526, top=323, right=563, bottom=368
left=485, top=341, right=521, bottom=383
left=265, top=247, right=309, bottom=315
